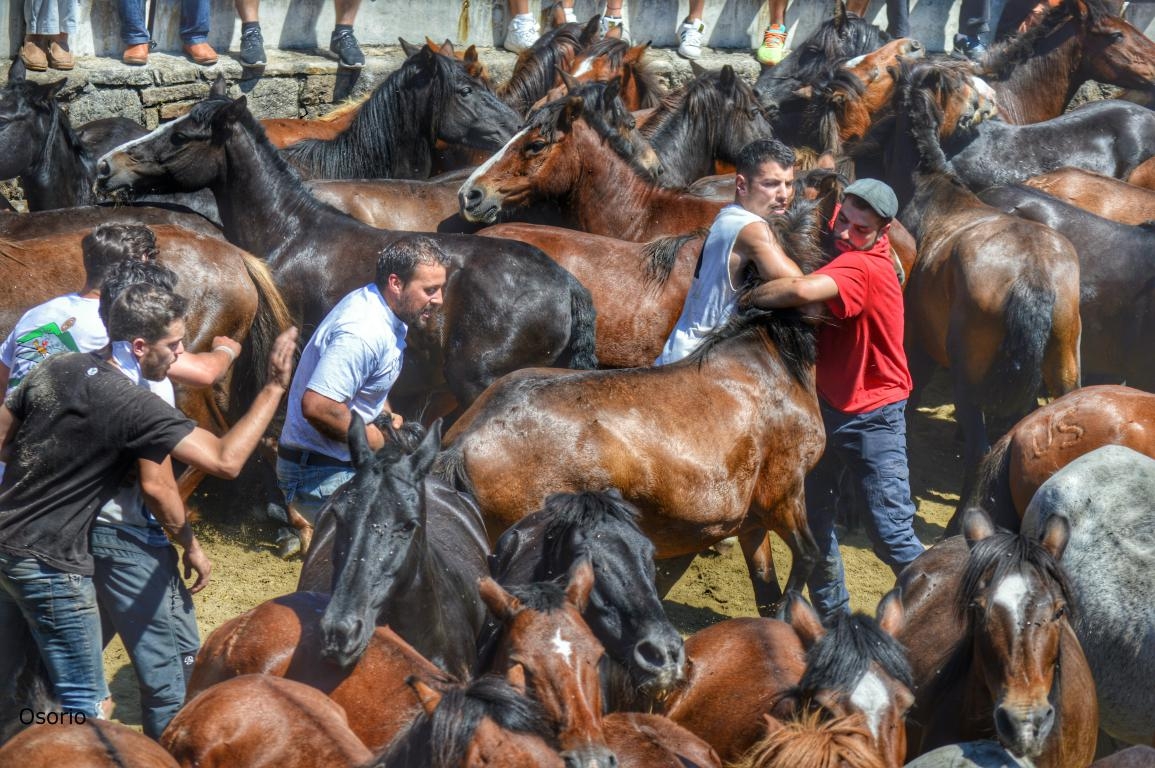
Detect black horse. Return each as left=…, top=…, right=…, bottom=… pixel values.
left=295, top=416, right=489, bottom=678
left=0, top=60, right=219, bottom=221
left=95, top=93, right=597, bottom=417
left=483, top=490, right=687, bottom=710
left=979, top=184, right=1155, bottom=392
left=282, top=45, right=520, bottom=180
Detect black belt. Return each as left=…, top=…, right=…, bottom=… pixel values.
left=278, top=445, right=352, bottom=468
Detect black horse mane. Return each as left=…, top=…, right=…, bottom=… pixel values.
left=640, top=230, right=707, bottom=288
left=798, top=611, right=915, bottom=699
left=573, top=38, right=665, bottom=109
left=644, top=66, right=766, bottom=144
left=687, top=306, right=817, bottom=387
left=530, top=80, right=657, bottom=179
left=498, top=21, right=590, bottom=115
left=956, top=531, right=1077, bottom=621
left=363, top=675, right=553, bottom=768
left=282, top=50, right=461, bottom=178
left=505, top=579, right=571, bottom=613
left=537, top=490, right=641, bottom=579
left=977, top=0, right=1084, bottom=79
left=767, top=12, right=890, bottom=92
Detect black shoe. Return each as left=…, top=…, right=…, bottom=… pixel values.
left=953, top=33, right=987, bottom=61
left=239, top=25, right=266, bottom=66
left=330, top=28, right=364, bottom=68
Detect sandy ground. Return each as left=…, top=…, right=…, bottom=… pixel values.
left=103, top=372, right=964, bottom=728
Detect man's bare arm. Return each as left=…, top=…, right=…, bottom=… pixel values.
left=167, top=336, right=242, bottom=388
left=744, top=273, right=840, bottom=310
left=301, top=389, right=388, bottom=451
left=139, top=456, right=212, bottom=593
left=734, top=220, right=805, bottom=283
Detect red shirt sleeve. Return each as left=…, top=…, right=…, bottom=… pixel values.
left=816, top=252, right=871, bottom=319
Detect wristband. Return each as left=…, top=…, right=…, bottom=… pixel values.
left=213, top=345, right=238, bottom=363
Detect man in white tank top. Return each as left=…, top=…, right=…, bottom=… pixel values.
left=655, top=138, right=803, bottom=365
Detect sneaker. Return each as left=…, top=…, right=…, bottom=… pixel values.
left=600, top=15, right=630, bottom=43
left=20, top=39, right=47, bottom=72
left=122, top=42, right=150, bottom=66
left=239, top=25, right=267, bottom=66
left=46, top=38, right=73, bottom=70
left=330, top=27, right=365, bottom=68
left=953, top=34, right=987, bottom=61
left=756, top=23, right=788, bottom=65
left=563, top=7, right=578, bottom=24
left=677, top=18, right=706, bottom=59
left=504, top=13, right=540, bottom=54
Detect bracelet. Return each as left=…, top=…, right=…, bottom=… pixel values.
left=212, top=345, right=237, bottom=363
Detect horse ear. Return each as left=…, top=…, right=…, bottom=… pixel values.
left=761, top=713, right=786, bottom=738
left=8, top=58, right=27, bottom=83
left=565, top=558, right=595, bottom=612
left=1038, top=513, right=1070, bottom=562
left=209, top=73, right=228, bottom=99
left=407, top=676, right=443, bottom=714
left=479, top=576, right=522, bottom=620
left=38, top=79, right=67, bottom=103
left=347, top=412, right=375, bottom=469
left=623, top=43, right=650, bottom=65
left=962, top=507, right=997, bottom=549
left=579, top=15, right=601, bottom=46
left=558, top=95, right=585, bottom=131
left=719, top=64, right=737, bottom=90
left=464, top=44, right=479, bottom=64
left=409, top=418, right=442, bottom=476
left=876, top=588, right=905, bottom=637
left=438, top=39, right=456, bottom=57
left=506, top=663, right=527, bottom=694
left=783, top=591, right=826, bottom=650
left=689, top=60, right=708, bottom=78
left=834, top=0, right=848, bottom=29
left=399, top=37, right=421, bottom=57
left=603, top=76, right=622, bottom=104
left=557, top=67, right=580, bottom=93
left=792, top=84, right=815, bottom=99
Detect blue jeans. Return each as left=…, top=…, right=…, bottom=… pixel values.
left=91, top=524, right=198, bottom=739
left=959, top=0, right=992, bottom=36
left=0, top=553, right=104, bottom=717
left=804, top=399, right=924, bottom=620
left=24, top=0, right=77, bottom=35
left=276, top=456, right=355, bottom=527
left=116, top=0, right=210, bottom=44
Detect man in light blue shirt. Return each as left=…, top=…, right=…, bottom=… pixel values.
left=277, top=235, right=449, bottom=553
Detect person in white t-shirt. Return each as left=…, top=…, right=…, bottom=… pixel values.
left=277, top=234, right=449, bottom=553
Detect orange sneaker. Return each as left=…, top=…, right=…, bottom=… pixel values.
left=756, top=23, right=788, bottom=66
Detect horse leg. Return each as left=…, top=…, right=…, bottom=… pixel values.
left=952, top=368, right=990, bottom=500
left=738, top=527, right=788, bottom=618
left=654, top=554, right=696, bottom=598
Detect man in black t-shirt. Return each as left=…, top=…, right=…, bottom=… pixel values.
left=0, top=284, right=297, bottom=724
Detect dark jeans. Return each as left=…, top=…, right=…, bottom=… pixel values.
left=116, top=0, right=210, bottom=44
left=959, top=0, right=992, bottom=36
left=804, top=399, right=925, bottom=620
left=91, top=524, right=198, bottom=738
left=885, top=0, right=910, bottom=39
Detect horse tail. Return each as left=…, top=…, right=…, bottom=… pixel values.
left=231, top=254, right=295, bottom=414
left=0, top=622, right=56, bottom=745
left=982, top=275, right=1054, bottom=421
left=559, top=275, right=598, bottom=370
left=948, top=432, right=1017, bottom=536
left=432, top=444, right=475, bottom=495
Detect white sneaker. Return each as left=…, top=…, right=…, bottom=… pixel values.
left=504, top=13, right=540, bottom=53
left=678, top=18, right=706, bottom=59
left=563, top=7, right=578, bottom=23
left=600, top=14, right=631, bottom=43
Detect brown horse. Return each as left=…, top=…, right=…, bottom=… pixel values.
left=663, top=591, right=912, bottom=768
left=1022, top=167, right=1155, bottom=224
left=977, top=0, right=1155, bottom=124
left=898, top=510, right=1098, bottom=768
left=604, top=713, right=722, bottom=768
left=0, top=719, right=179, bottom=766
left=459, top=88, right=725, bottom=240
left=534, top=39, right=664, bottom=112
left=956, top=385, right=1155, bottom=532
left=1129, top=156, right=1155, bottom=190
left=497, top=17, right=600, bottom=116
left=163, top=675, right=374, bottom=768
left=730, top=712, right=886, bottom=768
left=261, top=95, right=366, bottom=148
left=437, top=306, right=824, bottom=616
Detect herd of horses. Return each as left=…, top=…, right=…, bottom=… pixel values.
left=2, top=0, right=1155, bottom=765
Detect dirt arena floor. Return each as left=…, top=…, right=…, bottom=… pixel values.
left=102, top=372, right=964, bottom=728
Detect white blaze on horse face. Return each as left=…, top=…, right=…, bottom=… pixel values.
left=850, top=670, right=889, bottom=741
left=551, top=628, right=574, bottom=668
left=970, top=75, right=999, bottom=111
left=461, top=126, right=529, bottom=195
left=843, top=54, right=868, bottom=69
left=572, top=58, right=595, bottom=78
left=993, top=572, right=1031, bottom=627
left=102, top=113, right=187, bottom=159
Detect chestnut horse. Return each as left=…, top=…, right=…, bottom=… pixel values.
left=1022, top=167, right=1155, bottom=225
left=0, top=719, right=179, bottom=767
left=459, top=88, right=724, bottom=240
left=1130, top=156, right=1155, bottom=189
left=437, top=306, right=824, bottom=616
left=958, top=385, right=1155, bottom=532
left=497, top=17, right=599, bottom=116
left=977, top=0, right=1155, bottom=124
left=663, top=591, right=912, bottom=768
left=898, top=510, right=1098, bottom=768
left=730, top=712, right=885, bottom=768
left=534, top=39, right=664, bottom=112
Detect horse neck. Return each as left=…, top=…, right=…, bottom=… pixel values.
left=337, top=77, right=435, bottom=179
left=993, top=28, right=1080, bottom=123
left=23, top=106, right=96, bottom=210
left=644, top=92, right=719, bottom=186
left=568, top=123, right=720, bottom=239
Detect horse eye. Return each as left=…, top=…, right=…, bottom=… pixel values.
left=1053, top=605, right=1066, bottom=621
left=526, top=139, right=548, bottom=154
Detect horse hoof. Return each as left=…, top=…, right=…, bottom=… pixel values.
left=275, top=527, right=302, bottom=559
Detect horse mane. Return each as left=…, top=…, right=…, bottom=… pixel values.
left=956, top=531, right=1077, bottom=621
left=282, top=51, right=460, bottom=178
left=573, top=38, right=666, bottom=109
left=730, top=711, right=885, bottom=768
left=798, top=611, right=915, bottom=700
left=644, top=67, right=765, bottom=145
left=639, top=230, right=706, bottom=288
left=498, top=22, right=588, bottom=115
left=537, top=489, right=641, bottom=577
left=898, top=58, right=973, bottom=172
left=800, top=66, right=869, bottom=154
left=790, top=13, right=891, bottom=86
left=505, top=579, right=570, bottom=612
left=530, top=81, right=657, bottom=179
left=363, top=675, right=553, bottom=768
left=686, top=306, right=816, bottom=387
left=977, top=0, right=1079, bottom=79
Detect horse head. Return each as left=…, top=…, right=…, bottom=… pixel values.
left=959, top=507, right=1073, bottom=759
left=318, top=415, right=441, bottom=668
left=458, top=80, right=661, bottom=224
left=534, top=39, right=659, bottom=111
left=0, top=60, right=67, bottom=181
left=1079, top=7, right=1155, bottom=95
left=899, top=59, right=999, bottom=145
left=480, top=562, right=618, bottom=768
left=785, top=591, right=915, bottom=768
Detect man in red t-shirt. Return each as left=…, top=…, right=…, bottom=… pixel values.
left=744, top=178, right=924, bottom=618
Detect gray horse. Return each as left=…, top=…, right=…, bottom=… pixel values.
left=904, top=741, right=1033, bottom=767
left=1023, top=445, right=1155, bottom=746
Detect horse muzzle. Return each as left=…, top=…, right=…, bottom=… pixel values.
left=632, top=627, right=687, bottom=696
left=458, top=184, right=501, bottom=224
left=994, top=701, right=1055, bottom=758
left=94, top=154, right=136, bottom=194
left=319, top=615, right=371, bottom=669
left=561, top=744, right=619, bottom=768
